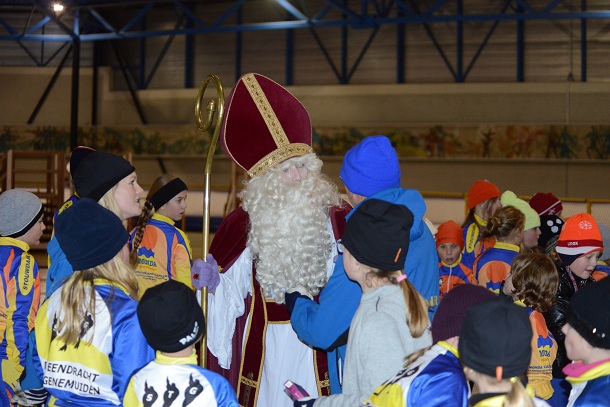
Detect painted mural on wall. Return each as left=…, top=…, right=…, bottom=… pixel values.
left=2, top=124, right=610, bottom=159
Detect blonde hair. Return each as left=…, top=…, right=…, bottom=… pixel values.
left=462, top=197, right=500, bottom=228
left=467, top=371, right=534, bottom=407
left=403, top=345, right=432, bottom=366
left=56, top=254, right=138, bottom=345
left=130, top=174, right=179, bottom=267
left=365, top=269, right=429, bottom=338
left=482, top=206, right=525, bottom=242
left=97, top=184, right=122, bottom=219
left=504, top=378, right=535, bottom=407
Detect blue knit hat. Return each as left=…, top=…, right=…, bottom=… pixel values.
left=55, top=198, right=129, bottom=271
left=340, top=136, right=401, bottom=197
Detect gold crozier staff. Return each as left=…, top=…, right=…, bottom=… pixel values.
left=194, top=74, right=225, bottom=368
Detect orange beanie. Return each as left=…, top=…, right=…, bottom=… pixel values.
left=436, top=220, right=464, bottom=250
left=467, top=179, right=501, bottom=210
left=556, top=213, right=603, bottom=266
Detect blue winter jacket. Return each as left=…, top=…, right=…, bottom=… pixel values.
left=363, top=342, right=468, bottom=407
left=289, top=187, right=439, bottom=394
left=570, top=375, right=610, bottom=406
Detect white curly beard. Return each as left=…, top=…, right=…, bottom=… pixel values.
left=240, top=154, right=342, bottom=304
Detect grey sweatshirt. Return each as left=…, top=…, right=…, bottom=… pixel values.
left=314, top=284, right=432, bottom=407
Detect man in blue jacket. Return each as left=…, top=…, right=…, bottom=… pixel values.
left=286, top=135, right=440, bottom=394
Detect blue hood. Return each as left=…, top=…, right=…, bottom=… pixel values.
left=347, top=186, right=428, bottom=242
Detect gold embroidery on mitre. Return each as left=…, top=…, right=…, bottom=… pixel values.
left=243, top=74, right=291, bottom=148
left=249, top=143, right=312, bottom=177
left=242, top=74, right=312, bottom=176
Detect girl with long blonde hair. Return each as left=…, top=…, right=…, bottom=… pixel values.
left=34, top=199, right=154, bottom=406
left=46, top=151, right=144, bottom=297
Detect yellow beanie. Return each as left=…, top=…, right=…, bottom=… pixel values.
left=501, top=191, right=541, bottom=231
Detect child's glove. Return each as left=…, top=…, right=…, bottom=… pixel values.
left=191, top=253, right=220, bottom=291
left=293, top=397, right=316, bottom=407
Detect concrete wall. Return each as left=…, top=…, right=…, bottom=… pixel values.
left=4, top=67, right=610, bottom=127
left=2, top=66, right=610, bottom=202
left=132, top=154, right=610, bottom=201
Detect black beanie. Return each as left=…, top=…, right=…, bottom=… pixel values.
left=567, top=277, right=610, bottom=349
left=137, top=280, right=205, bottom=353
left=342, top=199, right=413, bottom=271
left=459, top=297, right=532, bottom=380
left=55, top=198, right=129, bottom=271
left=68, top=146, right=95, bottom=175
left=73, top=151, right=135, bottom=201
left=538, top=215, right=564, bottom=254
left=431, top=284, right=495, bottom=343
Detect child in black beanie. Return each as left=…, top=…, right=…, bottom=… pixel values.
left=459, top=297, right=550, bottom=407
left=297, top=199, right=432, bottom=407
left=126, top=280, right=238, bottom=406
left=46, top=150, right=144, bottom=297
left=562, top=277, right=610, bottom=405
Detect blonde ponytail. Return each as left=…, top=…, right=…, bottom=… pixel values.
left=399, top=277, right=429, bottom=338
left=56, top=254, right=138, bottom=345
left=504, top=377, right=534, bottom=407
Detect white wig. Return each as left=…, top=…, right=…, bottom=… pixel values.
left=240, top=153, right=342, bottom=303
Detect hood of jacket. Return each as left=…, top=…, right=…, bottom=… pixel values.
left=347, top=186, right=428, bottom=242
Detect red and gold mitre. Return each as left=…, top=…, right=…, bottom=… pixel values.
left=220, top=73, right=313, bottom=177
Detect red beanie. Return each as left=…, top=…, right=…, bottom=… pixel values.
left=436, top=220, right=464, bottom=250
left=529, top=192, right=563, bottom=216
left=467, top=179, right=501, bottom=210
left=556, top=213, right=603, bottom=266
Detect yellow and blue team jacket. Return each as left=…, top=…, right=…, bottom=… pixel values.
left=514, top=301, right=557, bottom=400
left=474, top=242, right=520, bottom=294
left=46, top=195, right=80, bottom=298
left=438, top=253, right=475, bottom=300
left=124, top=351, right=239, bottom=407
left=0, top=237, right=40, bottom=402
left=565, top=359, right=610, bottom=406
left=363, top=341, right=468, bottom=407
left=34, top=279, right=154, bottom=406
left=462, top=214, right=487, bottom=270
left=130, top=213, right=193, bottom=298
left=593, top=261, right=610, bottom=282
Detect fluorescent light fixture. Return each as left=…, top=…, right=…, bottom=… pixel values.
left=53, top=3, right=64, bottom=12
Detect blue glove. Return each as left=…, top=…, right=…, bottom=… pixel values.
left=294, top=397, right=316, bottom=407
left=191, top=253, right=220, bottom=291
